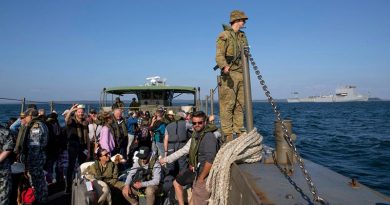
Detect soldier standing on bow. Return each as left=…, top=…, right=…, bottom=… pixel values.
left=216, top=10, right=249, bottom=142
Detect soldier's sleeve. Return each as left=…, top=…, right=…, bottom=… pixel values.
left=216, top=31, right=229, bottom=69
left=1, top=129, right=15, bottom=151
left=39, top=122, right=49, bottom=147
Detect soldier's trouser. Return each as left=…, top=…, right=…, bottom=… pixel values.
left=219, top=71, right=244, bottom=135
left=0, top=171, right=12, bottom=205
left=27, top=151, right=48, bottom=203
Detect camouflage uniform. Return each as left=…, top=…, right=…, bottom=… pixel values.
left=216, top=10, right=249, bottom=137
left=0, top=128, right=15, bottom=205
left=24, top=120, right=49, bottom=203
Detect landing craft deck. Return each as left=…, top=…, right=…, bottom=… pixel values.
left=231, top=160, right=390, bottom=204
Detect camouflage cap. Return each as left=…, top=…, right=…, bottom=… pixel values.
left=20, top=112, right=26, bottom=119
left=23, top=108, right=38, bottom=117
left=230, top=10, right=248, bottom=23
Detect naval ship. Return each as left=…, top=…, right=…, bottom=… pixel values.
left=287, top=85, right=369, bottom=103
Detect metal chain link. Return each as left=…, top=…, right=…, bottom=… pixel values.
left=245, top=46, right=327, bottom=204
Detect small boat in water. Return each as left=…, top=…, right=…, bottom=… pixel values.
left=287, top=85, right=369, bottom=103
left=100, top=76, right=199, bottom=113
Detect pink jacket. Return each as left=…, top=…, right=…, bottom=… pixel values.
left=99, top=126, right=116, bottom=154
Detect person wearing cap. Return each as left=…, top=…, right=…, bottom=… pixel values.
left=65, top=104, right=90, bottom=193
left=112, top=97, right=125, bottom=110
left=44, top=111, right=62, bottom=184
left=216, top=10, right=249, bottom=142
left=122, top=146, right=161, bottom=205
left=0, top=125, right=16, bottom=205
left=9, top=104, right=37, bottom=135
left=15, top=108, right=49, bottom=203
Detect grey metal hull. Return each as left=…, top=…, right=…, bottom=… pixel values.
left=228, top=159, right=390, bottom=204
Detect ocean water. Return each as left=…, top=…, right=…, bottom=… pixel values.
left=1, top=101, right=389, bottom=196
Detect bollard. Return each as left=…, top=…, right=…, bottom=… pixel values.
left=274, top=120, right=296, bottom=165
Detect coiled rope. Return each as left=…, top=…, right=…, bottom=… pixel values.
left=206, top=128, right=263, bottom=205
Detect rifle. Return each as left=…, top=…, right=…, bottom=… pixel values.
left=212, top=56, right=238, bottom=71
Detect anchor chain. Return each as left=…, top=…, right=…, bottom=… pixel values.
left=245, top=46, right=327, bottom=204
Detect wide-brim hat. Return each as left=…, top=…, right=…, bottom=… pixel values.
left=167, top=110, right=175, bottom=116
left=136, top=146, right=151, bottom=159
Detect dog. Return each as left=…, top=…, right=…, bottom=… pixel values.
left=111, top=154, right=126, bottom=164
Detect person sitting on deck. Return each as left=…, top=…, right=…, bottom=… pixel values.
left=84, top=148, right=125, bottom=205
left=122, top=146, right=161, bottom=205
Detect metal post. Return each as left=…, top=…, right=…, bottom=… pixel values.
left=21, top=97, right=26, bottom=114
left=210, top=89, right=214, bottom=115
left=242, top=47, right=254, bottom=132
left=205, top=95, right=209, bottom=115
left=199, top=87, right=203, bottom=111
left=50, top=101, right=54, bottom=112
left=193, top=88, right=197, bottom=111
left=274, top=120, right=296, bottom=165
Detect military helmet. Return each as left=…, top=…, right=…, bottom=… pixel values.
left=230, top=10, right=248, bottom=24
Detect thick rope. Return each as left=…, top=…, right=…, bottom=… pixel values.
left=206, top=128, right=263, bottom=205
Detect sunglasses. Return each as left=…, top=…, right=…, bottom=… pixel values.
left=102, top=153, right=110, bottom=157
left=192, top=121, right=204, bottom=125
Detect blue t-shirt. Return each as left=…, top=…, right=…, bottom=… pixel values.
left=126, top=117, right=138, bottom=135
left=152, top=122, right=166, bottom=143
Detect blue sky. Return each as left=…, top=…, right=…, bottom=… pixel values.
left=1, top=0, right=389, bottom=101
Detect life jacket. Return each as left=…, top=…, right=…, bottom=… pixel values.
left=67, top=117, right=89, bottom=145
left=135, top=156, right=157, bottom=182
left=166, top=120, right=189, bottom=143
left=110, top=118, right=128, bottom=146
left=188, top=124, right=219, bottom=168
left=15, top=118, right=45, bottom=155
